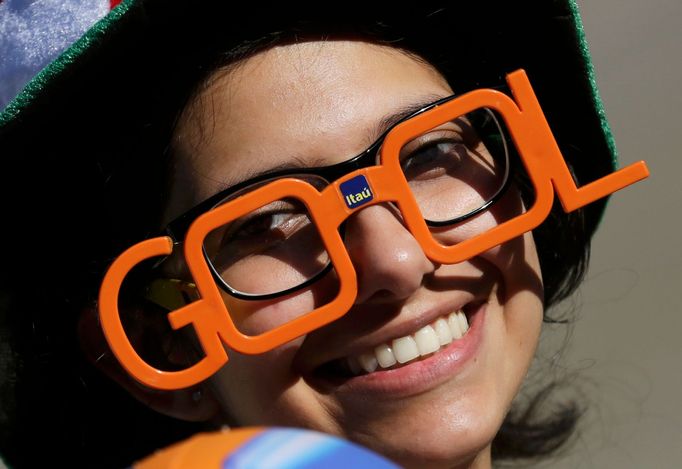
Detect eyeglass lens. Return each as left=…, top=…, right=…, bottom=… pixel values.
left=203, top=107, right=517, bottom=303
left=401, top=108, right=509, bottom=224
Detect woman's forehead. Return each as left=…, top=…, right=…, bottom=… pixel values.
left=171, top=40, right=453, bottom=202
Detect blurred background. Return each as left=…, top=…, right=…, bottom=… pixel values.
left=541, top=0, right=682, bottom=467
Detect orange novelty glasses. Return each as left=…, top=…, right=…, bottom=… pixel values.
left=99, top=69, right=649, bottom=390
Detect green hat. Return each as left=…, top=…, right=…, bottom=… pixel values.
left=0, top=0, right=624, bottom=287
left=0, top=0, right=618, bottom=238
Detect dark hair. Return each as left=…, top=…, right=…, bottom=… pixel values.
left=0, top=8, right=600, bottom=468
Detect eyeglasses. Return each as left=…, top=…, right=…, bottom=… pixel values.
left=162, top=97, right=512, bottom=301
left=99, top=69, right=649, bottom=390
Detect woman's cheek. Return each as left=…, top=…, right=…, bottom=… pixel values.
left=430, top=187, right=524, bottom=245
left=221, top=275, right=339, bottom=336
left=221, top=295, right=313, bottom=336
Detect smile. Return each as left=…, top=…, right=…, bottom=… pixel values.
left=347, top=310, right=470, bottom=375
left=309, top=301, right=487, bottom=397
left=312, top=301, right=484, bottom=384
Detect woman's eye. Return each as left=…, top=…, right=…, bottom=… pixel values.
left=226, top=213, right=296, bottom=241
left=229, top=212, right=304, bottom=243
left=401, top=140, right=466, bottom=180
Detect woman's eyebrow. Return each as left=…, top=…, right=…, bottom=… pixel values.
left=216, top=156, right=319, bottom=190
left=216, top=94, right=450, bottom=189
left=370, top=93, right=450, bottom=142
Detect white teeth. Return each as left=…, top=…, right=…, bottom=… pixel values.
left=457, top=311, right=469, bottom=333
left=392, top=336, right=420, bottom=364
left=374, top=343, right=397, bottom=368
left=358, top=353, right=378, bottom=373
left=343, top=309, right=471, bottom=376
left=448, top=312, right=463, bottom=339
left=414, top=325, right=440, bottom=355
left=434, top=318, right=453, bottom=345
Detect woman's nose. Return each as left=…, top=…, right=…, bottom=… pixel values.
left=343, top=204, right=437, bottom=304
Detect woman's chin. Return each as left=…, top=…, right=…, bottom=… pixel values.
left=338, top=389, right=503, bottom=469
left=353, top=422, right=497, bottom=469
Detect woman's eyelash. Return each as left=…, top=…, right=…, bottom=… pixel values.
left=402, top=138, right=465, bottom=162
left=225, top=210, right=304, bottom=242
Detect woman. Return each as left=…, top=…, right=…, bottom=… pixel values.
left=0, top=1, right=648, bottom=467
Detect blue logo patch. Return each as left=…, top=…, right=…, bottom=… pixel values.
left=340, top=175, right=374, bottom=209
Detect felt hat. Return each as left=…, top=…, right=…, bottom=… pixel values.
left=0, top=0, right=618, bottom=264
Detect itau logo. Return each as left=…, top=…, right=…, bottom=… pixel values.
left=340, top=175, right=374, bottom=209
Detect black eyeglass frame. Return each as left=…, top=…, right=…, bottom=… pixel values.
left=162, top=94, right=513, bottom=301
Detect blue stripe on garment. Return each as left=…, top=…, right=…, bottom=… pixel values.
left=222, top=428, right=399, bottom=469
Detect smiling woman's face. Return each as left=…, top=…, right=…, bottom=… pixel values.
left=167, top=40, right=544, bottom=468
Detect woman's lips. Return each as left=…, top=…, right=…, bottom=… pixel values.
left=307, top=302, right=487, bottom=398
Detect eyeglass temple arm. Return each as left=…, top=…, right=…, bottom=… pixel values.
left=99, top=236, right=228, bottom=390
left=508, top=69, right=650, bottom=213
